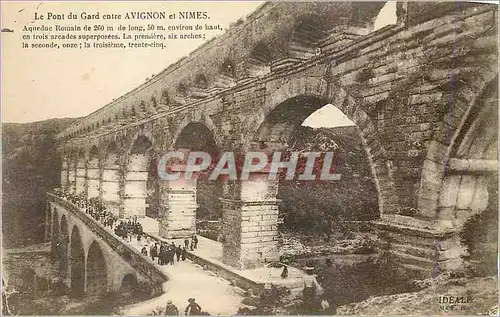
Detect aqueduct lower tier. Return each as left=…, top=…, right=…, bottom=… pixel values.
left=47, top=194, right=167, bottom=297
left=55, top=2, right=498, bottom=274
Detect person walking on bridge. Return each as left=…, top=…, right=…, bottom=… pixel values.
left=150, top=243, right=158, bottom=262
left=193, top=235, right=198, bottom=249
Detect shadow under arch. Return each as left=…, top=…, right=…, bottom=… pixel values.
left=59, top=215, right=69, bottom=276
left=120, top=273, right=138, bottom=295
left=70, top=226, right=85, bottom=297
left=86, top=241, right=108, bottom=295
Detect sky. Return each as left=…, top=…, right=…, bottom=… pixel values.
left=0, top=1, right=397, bottom=127
left=1, top=1, right=264, bottom=123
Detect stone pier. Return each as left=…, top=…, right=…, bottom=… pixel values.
left=101, top=156, right=121, bottom=217
left=221, top=175, right=280, bottom=269
left=124, top=154, right=149, bottom=218
left=159, top=177, right=197, bottom=239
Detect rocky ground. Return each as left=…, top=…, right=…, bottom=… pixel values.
left=337, top=274, right=498, bottom=315
left=279, top=231, right=378, bottom=265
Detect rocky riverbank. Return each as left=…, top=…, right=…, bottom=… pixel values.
left=337, top=274, right=498, bottom=315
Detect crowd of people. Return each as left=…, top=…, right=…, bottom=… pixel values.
left=52, top=188, right=201, bottom=268
left=114, top=218, right=144, bottom=242
left=53, top=188, right=118, bottom=227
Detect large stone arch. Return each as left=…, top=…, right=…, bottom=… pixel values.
left=59, top=215, right=69, bottom=276
left=70, top=225, right=85, bottom=297
left=160, top=115, right=222, bottom=238
left=251, top=76, right=393, bottom=215
left=86, top=241, right=108, bottom=295
left=418, top=73, right=498, bottom=219
left=171, top=112, right=221, bottom=150
left=120, top=273, right=138, bottom=295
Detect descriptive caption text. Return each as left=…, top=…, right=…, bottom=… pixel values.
left=21, top=11, right=223, bottom=50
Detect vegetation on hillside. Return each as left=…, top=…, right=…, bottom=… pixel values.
left=2, top=118, right=78, bottom=248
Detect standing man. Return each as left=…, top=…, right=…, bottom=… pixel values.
left=165, top=300, right=179, bottom=315
left=185, top=298, right=202, bottom=315
left=150, top=243, right=158, bottom=262
left=193, top=235, right=199, bottom=249
left=175, top=245, right=182, bottom=262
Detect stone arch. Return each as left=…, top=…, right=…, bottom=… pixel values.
left=160, top=90, right=170, bottom=106
left=288, top=14, right=327, bottom=59
left=20, top=268, right=36, bottom=295
left=171, top=114, right=222, bottom=150
left=120, top=273, right=138, bottom=295
left=290, top=14, right=327, bottom=47
left=418, top=74, right=498, bottom=218
left=252, top=76, right=392, bottom=215
left=250, top=41, right=273, bottom=65
left=105, top=141, right=119, bottom=163
left=59, top=215, right=69, bottom=276
left=172, top=120, right=222, bottom=225
left=372, top=1, right=399, bottom=31
left=70, top=226, right=85, bottom=297
left=177, top=83, right=188, bottom=97
left=86, top=241, right=108, bottom=295
left=435, top=80, right=498, bottom=227
left=195, top=74, right=208, bottom=89
left=151, top=95, right=158, bottom=109
left=248, top=41, right=273, bottom=77
left=221, top=59, right=236, bottom=77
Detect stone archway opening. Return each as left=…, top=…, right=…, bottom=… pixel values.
left=70, top=226, right=85, bottom=297
left=160, top=122, right=221, bottom=240
left=289, top=15, right=327, bottom=59
left=86, top=241, right=107, bottom=295
left=124, top=136, right=153, bottom=219
left=59, top=215, right=69, bottom=276
left=372, top=1, right=398, bottom=31
left=119, top=273, right=138, bottom=296
left=221, top=95, right=380, bottom=270
left=279, top=103, right=380, bottom=235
